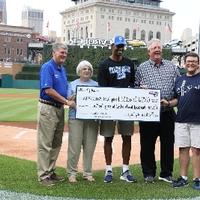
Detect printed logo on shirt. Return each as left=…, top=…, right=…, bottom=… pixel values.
left=178, top=80, right=200, bottom=96
left=54, top=74, right=59, bottom=78
left=109, top=65, right=131, bottom=80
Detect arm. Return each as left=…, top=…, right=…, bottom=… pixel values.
left=45, top=88, right=75, bottom=107
left=97, top=61, right=109, bottom=86
left=130, top=61, right=135, bottom=88
left=160, top=98, right=178, bottom=107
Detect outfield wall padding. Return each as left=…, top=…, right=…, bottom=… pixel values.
left=1, top=75, right=39, bottom=89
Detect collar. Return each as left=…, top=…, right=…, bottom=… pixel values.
left=51, top=59, right=62, bottom=71
left=149, top=59, right=163, bottom=68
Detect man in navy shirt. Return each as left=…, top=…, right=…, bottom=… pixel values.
left=37, top=43, right=75, bottom=186
left=161, top=52, right=200, bottom=190
left=98, top=35, right=136, bottom=183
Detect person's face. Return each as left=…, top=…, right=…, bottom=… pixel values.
left=79, top=66, right=92, bottom=80
left=112, top=44, right=125, bottom=57
left=185, top=56, right=199, bottom=75
left=148, top=41, right=162, bottom=62
left=53, top=48, right=68, bottom=65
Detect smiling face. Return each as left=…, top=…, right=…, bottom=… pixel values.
left=79, top=66, right=92, bottom=81
left=53, top=47, right=68, bottom=65
left=185, top=56, right=199, bottom=76
left=148, top=41, right=162, bottom=64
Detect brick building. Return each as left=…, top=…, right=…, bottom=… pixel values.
left=0, top=24, right=34, bottom=62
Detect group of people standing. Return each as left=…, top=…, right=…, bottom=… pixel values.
left=36, top=36, right=200, bottom=191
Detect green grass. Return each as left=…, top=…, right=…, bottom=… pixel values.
left=0, top=88, right=70, bottom=121
left=0, top=98, right=37, bottom=121
left=0, top=88, right=38, bottom=121
left=0, top=155, right=199, bottom=199
left=0, top=88, right=39, bottom=94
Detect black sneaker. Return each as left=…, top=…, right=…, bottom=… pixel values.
left=144, top=176, right=155, bottom=183
left=50, top=173, right=65, bottom=182
left=120, top=170, right=137, bottom=183
left=104, top=170, right=113, bottom=183
left=159, top=176, right=173, bottom=183
left=172, top=176, right=188, bottom=188
left=40, top=177, right=55, bottom=187
left=192, top=178, right=200, bottom=190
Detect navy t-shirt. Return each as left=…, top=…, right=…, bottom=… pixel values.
left=98, top=57, right=135, bottom=88
left=174, top=73, right=200, bottom=123
left=40, top=59, right=68, bottom=104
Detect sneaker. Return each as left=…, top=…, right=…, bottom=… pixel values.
left=192, top=178, right=200, bottom=190
left=68, top=175, right=77, bottom=183
left=172, top=176, right=188, bottom=188
left=50, top=173, right=65, bottom=182
left=159, top=176, right=173, bottom=183
left=144, top=176, right=155, bottom=183
left=104, top=170, right=113, bottom=183
left=83, top=175, right=95, bottom=182
left=120, top=170, right=137, bottom=183
left=40, top=177, right=55, bottom=187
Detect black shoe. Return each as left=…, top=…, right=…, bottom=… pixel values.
left=192, top=178, right=200, bottom=190
left=172, top=176, right=188, bottom=188
left=50, top=173, right=65, bottom=182
left=40, top=177, right=55, bottom=187
left=144, top=176, right=155, bottom=183
left=159, top=176, right=173, bottom=183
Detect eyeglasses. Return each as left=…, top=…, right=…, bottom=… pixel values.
left=186, top=60, right=198, bottom=64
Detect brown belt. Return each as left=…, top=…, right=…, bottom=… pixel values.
left=39, top=99, right=63, bottom=108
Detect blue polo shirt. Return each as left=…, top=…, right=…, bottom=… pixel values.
left=40, top=59, right=68, bottom=104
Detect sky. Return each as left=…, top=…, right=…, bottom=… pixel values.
left=6, top=0, right=200, bottom=39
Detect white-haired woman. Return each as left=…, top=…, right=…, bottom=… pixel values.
left=67, top=60, right=99, bottom=183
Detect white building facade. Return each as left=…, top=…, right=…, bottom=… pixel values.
left=181, top=28, right=199, bottom=53
left=21, top=7, right=43, bottom=35
left=61, top=0, right=174, bottom=45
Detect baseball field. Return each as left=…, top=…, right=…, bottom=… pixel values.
left=0, top=88, right=198, bottom=199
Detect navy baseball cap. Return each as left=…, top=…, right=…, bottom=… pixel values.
left=112, top=35, right=126, bottom=46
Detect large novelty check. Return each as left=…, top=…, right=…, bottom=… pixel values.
left=76, top=86, right=160, bottom=121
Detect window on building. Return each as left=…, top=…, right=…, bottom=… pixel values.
left=156, top=31, right=161, bottom=40
left=17, top=49, right=19, bottom=55
left=132, top=29, right=137, bottom=40
left=141, top=30, right=146, bottom=41
left=148, top=31, right=153, bottom=41
left=7, top=48, right=11, bottom=55
left=20, top=49, right=23, bottom=56
left=86, top=26, right=88, bottom=38
left=125, top=28, right=130, bottom=39
left=67, top=30, right=70, bottom=40
left=81, top=27, right=83, bottom=39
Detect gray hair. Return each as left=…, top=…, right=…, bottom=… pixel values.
left=52, top=43, right=68, bottom=52
left=147, top=38, right=162, bottom=50
left=76, top=60, right=93, bottom=76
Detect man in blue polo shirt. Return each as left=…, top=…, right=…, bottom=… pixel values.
left=37, top=43, right=75, bottom=186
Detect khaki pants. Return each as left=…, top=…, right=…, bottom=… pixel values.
left=37, top=102, right=64, bottom=181
left=67, top=119, right=99, bottom=177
